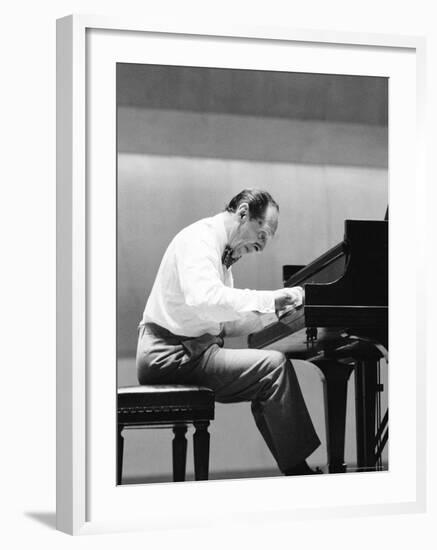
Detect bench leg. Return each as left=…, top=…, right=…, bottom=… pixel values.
left=117, top=425, right=124, bottom=485
left=172, top=426, right=188, bottom=482
left=193, top=421, right=210, bottom=481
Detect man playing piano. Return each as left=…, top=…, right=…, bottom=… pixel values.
left=136, top=189, right=321, bottom=476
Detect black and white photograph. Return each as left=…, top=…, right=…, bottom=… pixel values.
left=2, top=0, right=433, bottom=544
left=116, top=63, right=389, bottom=485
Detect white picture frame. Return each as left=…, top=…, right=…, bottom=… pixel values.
left=56, top=14, right=427, bottom=535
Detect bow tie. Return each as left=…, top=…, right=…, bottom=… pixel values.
left=222, top=245, right=238, bottom=269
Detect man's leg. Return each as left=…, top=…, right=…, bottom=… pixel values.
left=136, top=326, right=320, bottom=473
left=190, top=346, right=320, bottom=473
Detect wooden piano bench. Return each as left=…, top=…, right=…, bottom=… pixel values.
left=117, top=385, right=215, bottom=484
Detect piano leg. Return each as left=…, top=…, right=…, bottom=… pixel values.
left=354, top=359, right=378, bottom=471
left=313, top=359, right=354, bottom=474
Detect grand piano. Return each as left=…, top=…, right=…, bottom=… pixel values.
left=248, top=218, right=388, bottom=473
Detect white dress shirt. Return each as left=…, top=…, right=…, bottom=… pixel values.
left=141, top=213, right=277, bottom=337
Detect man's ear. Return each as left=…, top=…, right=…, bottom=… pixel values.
left=237, top=202, right=249, bottom=223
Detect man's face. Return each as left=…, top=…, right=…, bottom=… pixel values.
left=229, top=203, right=279, bottom=260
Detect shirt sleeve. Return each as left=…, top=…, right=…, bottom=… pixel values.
left=223, top=311, right=278, bottom=337
left=174, top=230, right=275, bottom=323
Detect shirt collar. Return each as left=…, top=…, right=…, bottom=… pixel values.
left=211, top=213, right=228, bottom=253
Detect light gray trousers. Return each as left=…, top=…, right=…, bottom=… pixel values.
left=136, top=322, right=320, bottom=472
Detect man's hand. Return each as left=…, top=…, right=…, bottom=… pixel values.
left=273, top=287, right=304, bottom=316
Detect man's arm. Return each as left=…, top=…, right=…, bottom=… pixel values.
left=222, top=312, right=278, bottom=337
left=175, top=232, right=274, bottom=322
left=175, top=231, right=303, bottom=323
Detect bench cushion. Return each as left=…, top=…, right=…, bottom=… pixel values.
left=117, top=385, right=215, bottom=425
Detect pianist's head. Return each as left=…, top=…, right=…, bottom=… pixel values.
left=224, top=189, right=279, bottom=260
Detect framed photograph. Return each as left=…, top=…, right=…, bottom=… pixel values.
left=56, top=15, right=427, bottom=535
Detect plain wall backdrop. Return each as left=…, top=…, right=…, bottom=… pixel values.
left=1, top=0, right=436, bottom=548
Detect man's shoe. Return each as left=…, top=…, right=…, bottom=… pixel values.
left=284, top=461, right=323, bottom=476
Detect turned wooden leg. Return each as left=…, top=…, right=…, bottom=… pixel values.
left=117, top=424, right=124, bottom=485
left=193, top=421, right=210, bottom=481
left=355, top=359, right=378, bottom=471
left=314, top=360, right=354, bottom=473
left=172, top=425, right=188, bottom=482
